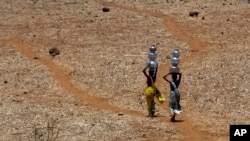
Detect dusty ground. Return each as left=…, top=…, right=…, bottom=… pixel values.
left=0, top=0, right=249, bottom=141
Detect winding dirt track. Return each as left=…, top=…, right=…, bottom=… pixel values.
left=96, top=1, right=211, bottom=140
left=0, top=1, right=216, bottom=140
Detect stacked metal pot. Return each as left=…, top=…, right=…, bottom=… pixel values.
left=170, top=49, right=180, bottom=73
left=147, top=45, right=158, bottom=73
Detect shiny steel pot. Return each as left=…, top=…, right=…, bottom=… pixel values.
left=148, top=60, right=158, bottom=69
left=148, top=52, right=157, bottom=60
left=172, top=49, right=180, bottom=58
left=169, top=66, right=180, bottom=73
left=171, top=57, right=180, bottom=65
left=149, top=45, right=157, bottom=52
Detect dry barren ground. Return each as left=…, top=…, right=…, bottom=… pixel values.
left=0, top=0, right=249, bottom=141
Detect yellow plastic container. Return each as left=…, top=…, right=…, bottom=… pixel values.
left=158, top=96, right=165, bottom=104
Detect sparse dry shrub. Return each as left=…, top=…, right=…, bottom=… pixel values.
left=28, top=119, right=59, bottom=141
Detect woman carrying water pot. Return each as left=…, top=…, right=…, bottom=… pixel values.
left=143, top=64, right=165, bottom=117
left=163, top=49, right=182, bottom=122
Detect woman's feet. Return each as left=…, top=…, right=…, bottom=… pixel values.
left=147, top=107, right=155, bottom=117
left=170, top=114, right=176, bottom=122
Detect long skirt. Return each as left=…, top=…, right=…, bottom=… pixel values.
left=146, top=93, right=155, bottom=115
left=169, top=90, right=181, bottom=115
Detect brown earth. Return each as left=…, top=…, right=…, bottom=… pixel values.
left=0, top=0, right=249, bottom=141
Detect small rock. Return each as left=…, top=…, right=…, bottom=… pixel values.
left=4, top=80, right=8, bottom=84
left=102, top=7, right=110, bottom=12
left=189, top=11, right=199, bottom=17
left=210, top=75, right=216, bottom=79
left=118, top=113, right=124, bottom=116
left=49, top=47, right=60, bottom=57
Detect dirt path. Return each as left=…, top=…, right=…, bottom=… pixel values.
left=0, top=37, right=145, bottom=117
left=1, top=1, right=213, bottom=140
left=97, top=1, right=213, bottom=140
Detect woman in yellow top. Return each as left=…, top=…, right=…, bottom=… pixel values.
left=143, top=65, right=165, bottom=117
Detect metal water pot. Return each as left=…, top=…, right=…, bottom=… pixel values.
left=172, top=49, right=180, bottom=58
left=171, top=57, right=180, bottom=65
left=148, top=52, right=157, bottom=60
left=169, top=66, right=180, bottom=73
left=148, top=60, right=158, bottom=69
left=149, top=45, right=157, bottom=52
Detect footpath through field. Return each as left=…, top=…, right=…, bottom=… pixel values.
left=0, top=1, right=223, bottom=140
left=96, top=1, right=213, bottom=140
